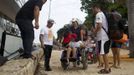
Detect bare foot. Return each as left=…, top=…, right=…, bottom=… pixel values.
left=116, top=66, right=121, bottom=69
left=97, top=64, right=103, bottom=68
left=111, top=65, right=117, bottom=68
left=111, top=65, right=121, bottom=69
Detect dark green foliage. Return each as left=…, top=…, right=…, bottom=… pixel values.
left=80, top=0, right=128, bottom=30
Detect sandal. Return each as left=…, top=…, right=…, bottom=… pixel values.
left=98, top=68, right=111, bottom=74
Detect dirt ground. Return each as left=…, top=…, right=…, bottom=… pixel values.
left=35, top=49, right=134, bottom=75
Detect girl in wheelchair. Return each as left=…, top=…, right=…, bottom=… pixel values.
left=61, top=32, right=77, bottom=65
left=61, top=32, right=89, bottom=70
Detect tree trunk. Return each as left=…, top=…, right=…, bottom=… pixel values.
left=128, top=0, right=134, bottom=58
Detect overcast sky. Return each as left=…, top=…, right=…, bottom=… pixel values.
left=34, top=0, right=87, bottom=43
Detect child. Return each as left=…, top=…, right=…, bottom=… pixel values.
left=62, top=32, right=77, bottom=64
left=68, top=33, right=77, bottom=60
left=61, top=31, right=72, bottom=63
left=84, top=36, right=96, bottom=63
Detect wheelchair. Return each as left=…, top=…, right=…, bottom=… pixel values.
left=60, top=47, right=88, bottom=70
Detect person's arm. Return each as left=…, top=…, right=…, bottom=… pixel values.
left=34, top=5, right=40, bottom=29
left=40, top=28, right=45, bottom=48
left=80, top=29, right=84, bottom=41
left=93, top=23, right=102, bottom=34
left=60, top=36, right=64, bottom=43
left=93, top=13, right=102, bottom=34
left=34, top=0, right=47, bottom=29
left=40, top=34, right=45, bottom=48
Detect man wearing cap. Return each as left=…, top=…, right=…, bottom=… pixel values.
left=70, top=18, right=81, bottom=41
left=40, top=19, right=54, bottom=71
left=15, top=0, right=47, bottom=59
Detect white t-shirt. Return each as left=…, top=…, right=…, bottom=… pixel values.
left=40, top=26, right=53, bottom=45
left=95, top=11, right=109, bottom=41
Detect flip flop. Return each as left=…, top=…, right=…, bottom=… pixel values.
left=98, top=68, right=111, bottom=74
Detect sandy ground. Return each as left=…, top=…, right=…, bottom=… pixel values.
left=35, top=49, right=134, bottom=75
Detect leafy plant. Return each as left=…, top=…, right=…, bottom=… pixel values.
left=80, top=0, right=128, bottom=30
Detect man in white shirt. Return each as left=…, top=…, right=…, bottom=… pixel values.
left=92, top=4, right=111, bottom=74
left=40, top=19, right=54, bottom=71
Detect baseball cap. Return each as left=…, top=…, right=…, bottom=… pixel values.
left=71, top=18, right=77, bottom=22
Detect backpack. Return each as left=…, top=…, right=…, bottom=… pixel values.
left=103, top=12, right=124, bottom=40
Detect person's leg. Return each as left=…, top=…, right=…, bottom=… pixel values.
left=44, top=45, right=52, bottom=70
left=66, top=47, right=72, bottom=65
left=98, top=54, right=111, bottom=74
left=22, top=30, right=34, bottom=58
left=98, top=40, right=111, bottom=74
left=97, top=41, right=103, bottom=68
left=67, top=47, right=72, bottom=59
left=117, top=48, right=121, bottom=68
left=23, top=21, right=34, bottom=58
left=111, top=48, right=117, bottom=67
left=47, top=45, right=53, bottom=69
left=103, top=54, right=110, bottom=70
left=104, top=40, right=110, bottom=70
left=71, top=47, right=77, bottom=67
left=72, top=47, right=77, bottom=58
left=97, top=55, right=103, bottom=68
left=76, top=47, right=81, bottom=65
left=16, top=20, right=34, bottom=58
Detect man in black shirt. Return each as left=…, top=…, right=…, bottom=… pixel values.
left=70, top=18, right=84, bottom=42
left=70, top=19, right=81, bottom=42
left=15, top=0, right=47, bottom=59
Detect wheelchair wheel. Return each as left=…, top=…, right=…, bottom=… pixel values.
left=92, top=50, right=97, bottom=63
left=61, top=61, right=68, bottom=70
left=81, top=48, right=88, bottom=70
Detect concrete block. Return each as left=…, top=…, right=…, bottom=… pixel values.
left=0, top=49, right=44, bottom=75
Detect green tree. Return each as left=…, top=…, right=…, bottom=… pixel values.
left=80, top=0, right=128, bottom=29
left=80, top=0, right=109, bottom=29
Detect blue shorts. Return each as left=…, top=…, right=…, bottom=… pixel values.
left=111, top=41, right=122, bottom=48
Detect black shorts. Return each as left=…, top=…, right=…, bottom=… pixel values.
left=98, top=40, right=111, bottom=54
